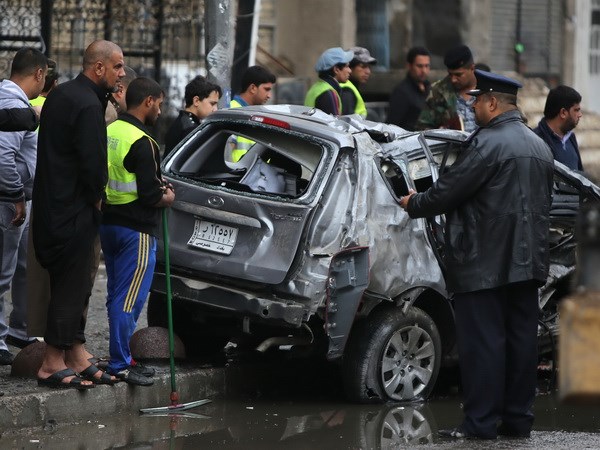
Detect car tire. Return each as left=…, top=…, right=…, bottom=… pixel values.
left=342, top=306, right=442, bottom=403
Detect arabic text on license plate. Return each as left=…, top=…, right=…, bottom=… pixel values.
left=187, top=220, right=238, bottom=255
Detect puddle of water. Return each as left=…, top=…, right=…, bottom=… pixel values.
left=2, top=392, right=598, bottom=449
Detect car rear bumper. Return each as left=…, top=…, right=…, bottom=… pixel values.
left=151, top=272, right=307, bottom=327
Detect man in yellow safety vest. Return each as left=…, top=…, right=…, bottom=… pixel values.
left=101, top=77, right=175, bottom=386
left=228, top=66, right=276, bottom=162
left=340, top=47, right=377, bottom=118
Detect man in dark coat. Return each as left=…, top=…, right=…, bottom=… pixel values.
left=33, top=40, right=125, bottom=389
left=533, top=85, right=583, bottom=171
left=163, top=75, right=221, bottom=159
left=400, top=70, right=554, bottom=439
left=387, top=46, right=431, bottom=130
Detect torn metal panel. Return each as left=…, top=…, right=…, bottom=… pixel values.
left=344, top=132, right=446, bottom=298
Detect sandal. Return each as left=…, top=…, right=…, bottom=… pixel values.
left=88, top=357, right=109, bottom=370
left=37, top=368, right=95, bottom=390
left=110, top=367, right=154, bottom=386
left=79, top=365, right=118, bottom=385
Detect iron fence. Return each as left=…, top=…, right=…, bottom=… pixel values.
left=0, top=0, right=206, bottom=122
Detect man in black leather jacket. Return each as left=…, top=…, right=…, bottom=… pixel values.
left=400, top=70, right=554, bottom=440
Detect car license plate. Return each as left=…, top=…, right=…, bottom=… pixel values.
left=187, top=220, right=238, bottom=255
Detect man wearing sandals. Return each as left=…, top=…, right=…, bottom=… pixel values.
left=100, top=77, right=174, bottom=385
left=33, top=40, right=126, bottom=389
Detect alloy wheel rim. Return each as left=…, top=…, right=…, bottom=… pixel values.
left=379, top=325, right=435, bottom=400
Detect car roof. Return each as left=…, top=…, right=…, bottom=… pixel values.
left=207, top=105, right=472, bottom=151
left=204, top=106, right=600, bottom=198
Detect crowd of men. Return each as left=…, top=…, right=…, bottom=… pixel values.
left=0, top=38, right=589, bottom=439
left=302, top=43, right=584, bottom=172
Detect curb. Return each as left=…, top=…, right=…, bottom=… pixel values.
left=0, top=364, right=233, bottom=430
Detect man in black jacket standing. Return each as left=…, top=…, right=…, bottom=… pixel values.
left=533, top=85, right=583, bottom=171
left=387, top=46, right=431, bottom=130
left=163, top=75, right=221, bottom=159
left=33, top=40, right=125, bottom=389
left=400, top=70, right=554, bottom=439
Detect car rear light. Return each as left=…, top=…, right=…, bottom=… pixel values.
left=250, top=115, right=291, bottom=130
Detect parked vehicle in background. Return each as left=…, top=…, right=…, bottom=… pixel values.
left=149, top=105, right=600, bottom=403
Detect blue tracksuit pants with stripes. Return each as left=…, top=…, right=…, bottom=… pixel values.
left=99, top=224, right=156, bottom=374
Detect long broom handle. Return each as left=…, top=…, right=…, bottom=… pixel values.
left=162, top=208, right=178, bottom=401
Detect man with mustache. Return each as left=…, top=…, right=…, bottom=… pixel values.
left=33, top=40, right=125, bottom=389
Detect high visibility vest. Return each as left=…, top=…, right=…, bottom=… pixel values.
left=30, top=96, right=46, bottom=107
left=229, top=98, right=254, bottom=162
left=105, top=120, right=158, bottom=205
left=304, top=79, right=342, bottom=114
left=339, top=80, right=367, bottom=118
left=30, top=96, right=46, bottom=132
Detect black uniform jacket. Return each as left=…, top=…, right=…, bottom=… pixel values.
left=407, top=109, right=555, bottom=293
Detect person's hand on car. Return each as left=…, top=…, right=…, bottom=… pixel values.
left=399, top=189, right=416, bottom=210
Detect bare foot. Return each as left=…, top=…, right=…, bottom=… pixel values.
left=65, top=342, right=117, bottom=383
left=37, top=345, right=94, bottom=387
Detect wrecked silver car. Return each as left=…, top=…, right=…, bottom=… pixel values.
left=149, top=105, right=599, bottom=403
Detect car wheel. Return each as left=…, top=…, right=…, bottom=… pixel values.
left=147, top=292, right=229, bottom=357
left=343, top=306, right=441, bottom=403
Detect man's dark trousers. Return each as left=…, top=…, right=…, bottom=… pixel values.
left=43, top=207, right=98, bottom=348
left=453, top=280, right=539, bottom=438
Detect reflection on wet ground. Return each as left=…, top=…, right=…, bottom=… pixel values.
left=2, top=393, right=599, bottom=449
left=2, top=359, right=599, bottom=449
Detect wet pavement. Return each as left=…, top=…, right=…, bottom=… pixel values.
left=1, top=266, right=599, bottom=448
left=1, top=391, right=599, bottom=449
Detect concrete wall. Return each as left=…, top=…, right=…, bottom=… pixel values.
left=274, top=0, right=356, bottom=81
left=462, top=0, right=493, bottom=66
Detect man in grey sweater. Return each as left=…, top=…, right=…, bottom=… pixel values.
left=0, top=47, right=48, bottom=364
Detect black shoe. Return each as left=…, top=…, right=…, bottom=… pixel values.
left=438, top=427, right=496, bottom=440
left=0, top=349, right=15, bottom=365
left=497, top=424, right=531, bottom=438
left=130, top=362, right=155, bottom=377
left=6, top=335, right=38, bottom=349
left=110, top=367, right=154, bottom=386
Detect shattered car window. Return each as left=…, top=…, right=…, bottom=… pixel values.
left=378, top=141, right=461, bottom=199
left=167, top=123, right=324, bottom=198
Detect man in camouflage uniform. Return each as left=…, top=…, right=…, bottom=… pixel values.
left=417, top=45, right=478, bottom=132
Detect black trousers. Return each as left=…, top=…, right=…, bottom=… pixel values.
left=43, top=208, right=98, bottom=349
left=453, top=280, right=539, bottom=438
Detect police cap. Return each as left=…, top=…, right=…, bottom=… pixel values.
left=467, top=69, right=523, bottom=97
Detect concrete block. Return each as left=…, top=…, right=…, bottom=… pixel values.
left=10, top=341, right=45, bottom=378
left=559, top=294, right=600, bottom=403
left=42, top=385, right=118, bottom=422
left=130, top=326, right=186, bottom=359
left=0, top=394, right=43, bottom=428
